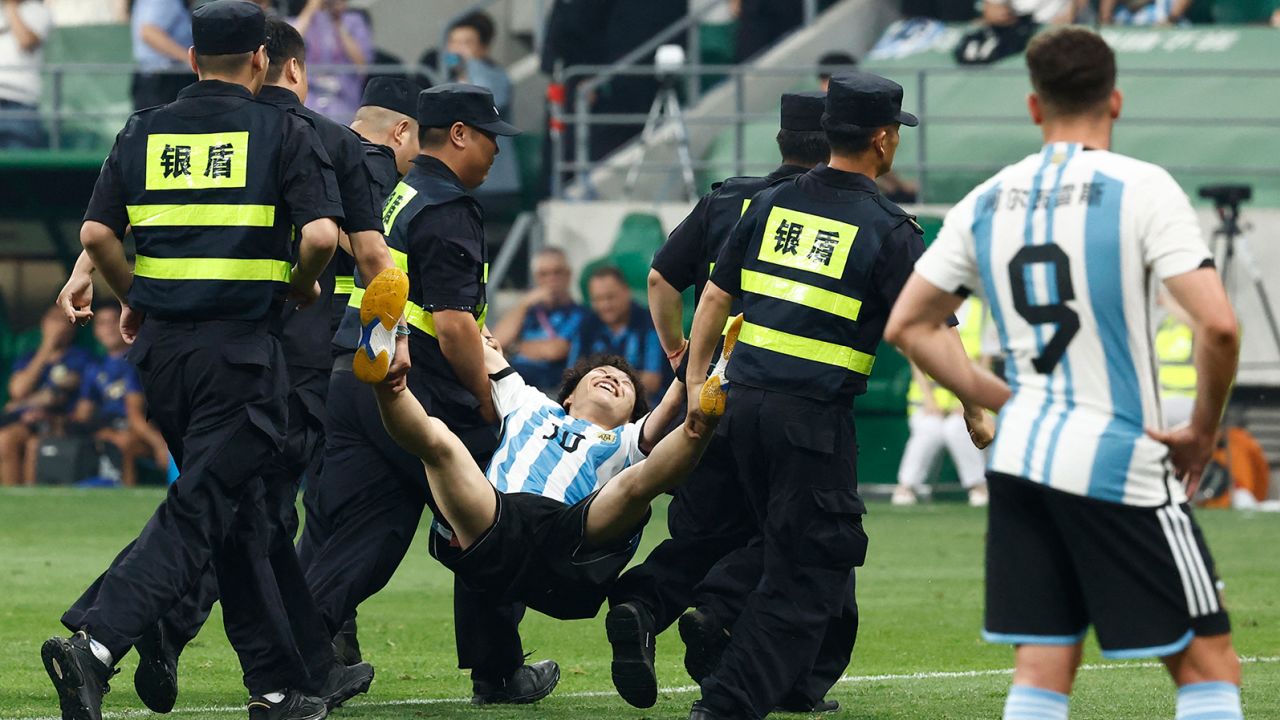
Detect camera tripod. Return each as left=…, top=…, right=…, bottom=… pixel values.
left=624, top=76, right=697, bottom=202
left=1199, top=184, right=1280, bottom=356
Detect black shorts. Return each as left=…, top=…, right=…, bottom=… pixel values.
left=429, top=489, right=648, bottom=620
left=984, top=473, right=1231, bottom=659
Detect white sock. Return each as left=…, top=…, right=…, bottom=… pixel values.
left=88, top=638, right=113, bottom=667
left=1004, top=684, right=1069, bottom=720
left=1176, top=682, right=1243, bottom=720
left=262, top=691, right=286, bottom=703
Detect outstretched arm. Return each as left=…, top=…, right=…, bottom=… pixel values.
left=638, top=376, right=687, bottom=454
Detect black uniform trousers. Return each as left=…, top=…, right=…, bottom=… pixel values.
left=699, top=387, right=868, bottom=720
left=61, top=319, right=317, bottom=695
left=153, top=365, right=334, bottom=688
left=295, top=361, right=528, bottom=680
left=608, top=431, right=754, bottom=632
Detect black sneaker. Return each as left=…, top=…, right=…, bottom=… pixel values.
left=606, top=602, right=658, bottom=708
left=332, top=618, right=362, bottom=666
left=134, top=622, right=178, bottom=714
left=470, top=660, right=560, bottom=705
left=316, top=660, right=374, bottom=709
left=776, top=696, right=841, bottom=713
left=41, top=631, right=116, bottom=720
left=689, top=700, right=724, bottom=719
left=678, top=607, right=730, bottom=684
left=246, top=690, right=327, bottom=720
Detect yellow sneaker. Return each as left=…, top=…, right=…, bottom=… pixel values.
left=353, top=268, right=409, bottom=384
left=699, top=314, right=743, bottom=418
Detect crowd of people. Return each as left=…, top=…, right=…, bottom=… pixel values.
left=0, top=303, right=168, bottom=487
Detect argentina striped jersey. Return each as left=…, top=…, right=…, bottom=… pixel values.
left=485, top=370, right=648, bottom=505
left=915, top=143, right=1211, bottom=506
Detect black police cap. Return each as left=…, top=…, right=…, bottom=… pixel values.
left=780, top=91, right=825, bottom=132
left=822, top=71, right=919, bottom=132
left=417, top=83, right=520, bottom=137
left=192, top=0, right=266, bottom=56
left=361, top=77, right=422, bottom=118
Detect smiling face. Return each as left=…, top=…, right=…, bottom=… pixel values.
left=564, top=365, right=637, bottom=428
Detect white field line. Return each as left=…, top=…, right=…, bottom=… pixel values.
left=14, top=655, right=1277, bottom=720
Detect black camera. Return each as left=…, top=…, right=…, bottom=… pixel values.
left=1198, top=184, right=1252, bottom=206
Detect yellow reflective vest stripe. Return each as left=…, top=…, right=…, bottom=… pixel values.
left=134, top=255, right=292, bottom=282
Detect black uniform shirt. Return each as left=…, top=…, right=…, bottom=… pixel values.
left=85, top=80, right=341, bottom=240
left=406, top=156, right=486, bottom=314
left=362, top=141, right=399, bottom=203
left=712, top=164, right=932, bottom=397
left=256, top=85, right=384, bottom=368
left=653, top=163, right=809, bottom=302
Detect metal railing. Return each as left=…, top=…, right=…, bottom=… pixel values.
left=549, top=63, right=1280, bottom=203
left=0, top=63, right=442, bottom=152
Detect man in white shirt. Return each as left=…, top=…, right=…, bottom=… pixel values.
left=983, top=0, right=1084, bottom=25
left=886, top=27, right=1243, bottom=720
left=0, top=0, right=51, bottom=148
left=361, top=267, right=733, bottom=622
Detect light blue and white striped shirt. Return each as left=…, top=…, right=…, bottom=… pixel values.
left=916, top=143, right=1212, bottom=506
left=485, top=370, right=649, bottom=505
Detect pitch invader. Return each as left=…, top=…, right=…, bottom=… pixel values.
left=887, top=27, right=1243, bottom=720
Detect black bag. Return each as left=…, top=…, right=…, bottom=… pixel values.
left=953, top=16, right=1038, bottom=65
left=34, top=436, right=99, bottom=486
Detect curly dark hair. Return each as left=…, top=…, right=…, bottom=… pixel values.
left=557, top=353, right=650, bottom=422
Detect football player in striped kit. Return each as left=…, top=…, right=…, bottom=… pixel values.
left=886, top=27, right=1244, bottom=720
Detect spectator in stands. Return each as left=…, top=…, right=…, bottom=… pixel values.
left=131, top=0, right=195, bottom=110
left=46, top=0, right=127, bottom=26
left=1100, top=0, right=1194, bottom=25
left=571, top=265, right=665, bottom=403
left=817, top=51, right=857, bottom=92
left=492, top=247, right=587, bottom=395
left=0, top=0, right=51, bottom=148
left=71, top=304, right=168, bottom=487
left=440, top=10, right=520, bottom=211
left=982, top=0, right=1086, bottom=26
left=0, top=306, right=94, bottom=486
left=291, top=0, right=371, bottom=125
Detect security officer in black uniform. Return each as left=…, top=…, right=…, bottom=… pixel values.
left=327, top=76, right=422, bottom=337
left=606, top=91, right=843, bottom=712
left=44, top=2, right=343, bottom=719
left=133, top=18, right=397, bottom=715
left=295, top=84, right=560, bottom=705
left=297, top=74, right=420, bottom=667
left=681, top=72, right=924, bottom=720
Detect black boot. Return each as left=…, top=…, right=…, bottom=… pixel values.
left=776, top=694, right=841, bottom=713
left=689, top=700, right=726, bottom=719
left=316, top=659, right=374, bottom=709
left=134, top=622, right=178, bottom=713
left=470, top=660, right=560, bottom=705
left=41, top=631, right=117, bottom=720
left=332, top=617, right=361, bottom=666
left=246, top=690, right=327, bottom=720
left=606, top=601, right=658, bottom=708
left=678, top=607, right=730, bottom=684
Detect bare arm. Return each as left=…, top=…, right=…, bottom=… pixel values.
left=139, top=23, right=190, bottom=63
left=884, top=274, right=1012, bottom=413
left=638, top=376, right=686, bottom=454
left=1098, top=0, right=1117, bottom=23
left=336, top=20, right=367, bottom=66
left=436, top=310, right=498, bottom=423
left=80, top=221, right=133, bottom=306
left=490, top=290, right=537, bottom=349
left=3, top=2, right=41, bottom=52
left=1146, top=268, right=1239, bottom=488
left=347, top=229, right=394, bottom=287
left=58, top=251, right=98, bottom=325
left=516, top=338, right=571, bottom=362
left=648, top=269, right=687, bottom=368
left=683, top=281, right=732, bottom=437
left=291, top=0, right=323, bottom=38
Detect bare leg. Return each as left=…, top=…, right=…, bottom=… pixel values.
left=585, top=417, right=720, bottom=550
left=22, top=432, right=39, bottom=486
left=0, top=423, right=28, bottom=487
left=1010, top=643, right=1084, bottom=695
left=372, top=383, right=497, bottom=549
left=1163, top=633, right=1241, bottom=686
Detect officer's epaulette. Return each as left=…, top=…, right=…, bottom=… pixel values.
left=872, top=193, right=924, bottom=235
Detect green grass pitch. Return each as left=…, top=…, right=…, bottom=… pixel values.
left=1, top=487, right=1276, bottom=719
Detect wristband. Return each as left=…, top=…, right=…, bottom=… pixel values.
left=395, top=325, right=411, bottom=337
left=666, top=339, right=689, bottom=361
